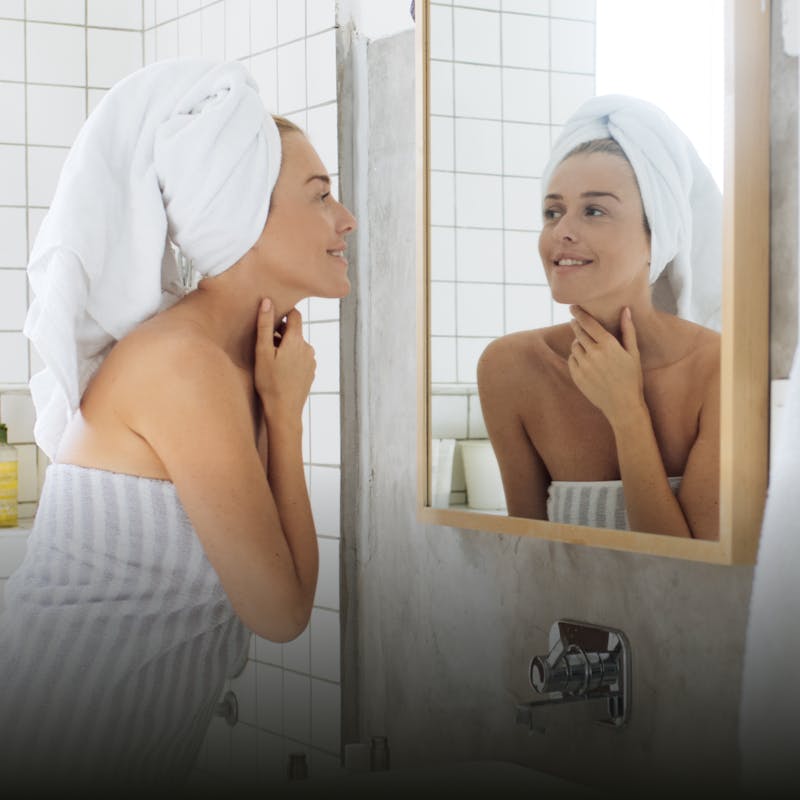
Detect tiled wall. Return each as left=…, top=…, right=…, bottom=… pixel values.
left=0, top=0, right=342, bottom=787
left=427, top=0, right=596, bottom=505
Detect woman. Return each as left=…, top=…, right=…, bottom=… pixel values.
left=478, top=96, right=720, bottom=540
left=0, top=59, right=355, bottom=793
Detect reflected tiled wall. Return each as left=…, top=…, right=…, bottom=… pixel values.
left=0, top=0, right=341, bottom=787
left=428, top=0, right=596, bottom=504
left=428, top=0, right=596, bottom=393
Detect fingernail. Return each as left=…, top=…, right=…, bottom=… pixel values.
left=261, top=298, right=272, bottom=312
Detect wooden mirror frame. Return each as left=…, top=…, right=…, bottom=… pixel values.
left=415, top=0, right=770, bottom=564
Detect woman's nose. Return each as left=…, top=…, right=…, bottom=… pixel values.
left=553, top=214, right=577, bottom=241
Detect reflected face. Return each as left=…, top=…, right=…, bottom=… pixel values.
left=257, top=132, right=357, bottom=298
left=538, top=152, right=651, bottom=307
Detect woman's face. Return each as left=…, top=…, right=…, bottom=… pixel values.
left=255, top=131, right=356, bottom=299
left=538, top=151, right=651, bottom=308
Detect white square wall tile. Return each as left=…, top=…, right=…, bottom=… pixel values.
left=457, top=282, right=503, bottom=337
left=309, top=321, right=339, bottom=393
left=27, top=209, right=46, bottom=253
left=277, top=40, right=306, bottom=113
left=178, top=11, right=203, bottom=58
left=430, top=336, right=457, bottom=383
left=0, top=82, right=25, bottom=143
left=283, top=624, right=310, bottom=674
left=88, top=0, right=143, bottom=29
left=454, top=173, right=502, bottom=228
left=430, top=4, right=452, bottom=61
left=505, top=230, right=546, bottom=284
left=430, top=281, right=455, bottom=336
left=431, top=394, right=468, bottom=439
left=310, top=679, right=340, bottom=753
left=453, top=8, right=500, bottom=65
left=502, top=0, right=548, bottom=13
left=306, top=30, right=336, bottom=107
left=550, top=19, right=595, bottom=75
left=179, top=0, right=202, bottom=15
left=256, top=663, right=283, bottom=733
left=430, top=171, right=455, bottom=227
left=307, top=0, right=335, bottom=35
left=0, top=208, right=27, bottom=267
left=552, top=0, right=596, bottom=22
left=250, top=49, right=278, bottom=111
left=315, top=536, right=339, bottom=610
left=457, top=0, right=499, bottom=9
left=156, top=19, right=179, bottom=60
left=455, top=228, right=503, bottom=283
left=229, top=723, right=259, bottom=789
left=26, top=0, right=84, bottom=25
left=228, top=658, right=258, bottom=725
left=283, top=672, right=311, bottom=744
left=254, top=634, right=283, bottom=666
left=306, top=103, right=338, bottom=175
left=0, top=21, right=24, bottom=82
left=309, top=394, right=340, bottom=465
left=503, top=67, right=549, bottom=124
left=309, top=465, right=340, bottom=537
left=505, top=283, right=552, bottom=333
left=502, top=11, right=548, bottom=69
left=0, top=145, right=26, bottom=205
left=503, top=176, right=540, bottom=231
left=251, top=0, right=277, bottom=53
left=308, top=295, right=340, bottom=322
left=27, top=85, right=86, bottom=148
left=0, top=331, right=28, bottom=383
left=277, top=0, right=304, bottom=43
left=430, top=226, right=455, bottom=281
left=0, top=1, right=24, bottom=19
left=453, top=63, right=501, bottom=120
left=0, top=270, right=27, bottom=330
left=225, top=0, right=250, bottom=60
left=156, top=0, right=179, bottom=25
left=503, top=122, right=550, bottom=178
left=310, top=608, right=339, bottom=682
left=27, top=146, right=68, bottom=208
left=467, top=394, right=488, bottom=438
left=27, top=23, right=85, bottom=87
left=454, top=118, right=502, bottom=174
left=143, top=0, right=156, bottom=29
left=201, top=1, right=225, bottom=61
left=457, top=336, right=493, bottom=384
left=144, top=30, right=156, bottom=64
left=550, top=72, right=595, bottom=126
left=429, top=60, right=453, bottom=116
left=430, top=116, right=454, bottom=172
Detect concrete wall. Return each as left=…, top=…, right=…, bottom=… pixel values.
left=339, top=13, right=794, bottom=794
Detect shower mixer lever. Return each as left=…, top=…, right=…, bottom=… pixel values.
left=516, top=620, right=630, bottom=732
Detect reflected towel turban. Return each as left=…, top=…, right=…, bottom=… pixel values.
left=541, top=94, right=723, bottom=330
left=23, top=59, right=282, bottom=460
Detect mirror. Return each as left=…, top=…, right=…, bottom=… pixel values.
left=416, top=0, right=770, bottom=563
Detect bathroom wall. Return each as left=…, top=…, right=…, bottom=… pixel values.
left=338, top=15, right=785, bottom=794
left=0, top=0, right=342, bottom=788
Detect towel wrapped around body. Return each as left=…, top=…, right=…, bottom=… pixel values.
left=0, top=464, right=250, bottom=791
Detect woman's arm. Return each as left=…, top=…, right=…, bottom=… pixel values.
left=568, top=306, right=718, bottom=539
left=122, top=303, right=318, bottom=642
left=477, top=338, right=550, bottom=519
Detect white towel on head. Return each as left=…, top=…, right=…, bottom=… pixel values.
left=541, top=94, right=722, bottom=330
left=23, top=59, right=282, bottom=461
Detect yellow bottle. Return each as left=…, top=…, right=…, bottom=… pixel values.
left=0, top=423, right=19, bottom=528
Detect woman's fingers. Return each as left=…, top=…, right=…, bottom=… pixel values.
left=620, top=306, right=639, bottom=356
left=256, top=297, right=276, bottom=357
left=569, top=305, right=611, bottom=344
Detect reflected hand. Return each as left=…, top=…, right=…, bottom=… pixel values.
left=254, top=298, right=315, bottom=422
left=567, top=305, right=645, bottom=427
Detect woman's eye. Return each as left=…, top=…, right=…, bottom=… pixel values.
left=320, top=192, right=330, bottom=202
left=543, top=208, right=562, bottom=220
left=585, top=206, right=604, bottom=217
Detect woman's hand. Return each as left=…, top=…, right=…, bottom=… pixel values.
left=254, top=298, right=315, bottom=422
left=567, top=305, right=645, bottom=428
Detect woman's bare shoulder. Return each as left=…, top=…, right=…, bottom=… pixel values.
left=478, top=324, right=571, bottom=376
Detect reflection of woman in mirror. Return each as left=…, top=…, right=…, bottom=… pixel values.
left=478, top=95, right=721, bottom=539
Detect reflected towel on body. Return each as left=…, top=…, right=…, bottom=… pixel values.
left=541, top=94, right=722, bottom=330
